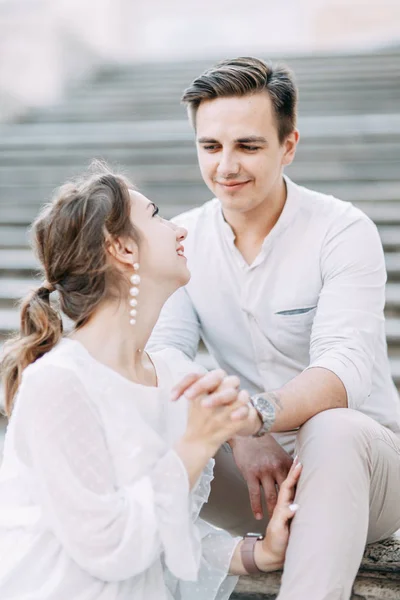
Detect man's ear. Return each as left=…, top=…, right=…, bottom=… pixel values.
left=106, top=236, right=139, bottom=267
left=282, top=129, right=300, bottom=167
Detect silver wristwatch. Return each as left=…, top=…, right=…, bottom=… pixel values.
left=250, top=394, right=276, bottom=437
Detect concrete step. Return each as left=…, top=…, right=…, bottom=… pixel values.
left=3, top=114, right=400, bottom=147
left=0, top=250, right=39, bottom=273
left=0, top=278, right=39, bottom=300
left=27, top=97, right=400, bottom=122
left=1, top=302, right=400, bottom=348
left=1, top=197, right=400, bottom=232
left=2, top=142, right=400, bottom=168
left=0, top=226, right=31, bottom=248
left=1, top=164, right=399, bottom=191
left=3, top=276, right=400, bottom=314
left=2, top=248, right=400, bottom=279
left=232, top=534, right=400, bottom=600
left=1, top=223, right=398, bottom=254
left=377, top=226, right=400, bottom=250
left=0, top=309, right=19, bottom=331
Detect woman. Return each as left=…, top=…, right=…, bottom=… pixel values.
left=0, top=163, right=301, bottom=599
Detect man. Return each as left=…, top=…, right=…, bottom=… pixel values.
left=148, top=57, right=400, bottom=599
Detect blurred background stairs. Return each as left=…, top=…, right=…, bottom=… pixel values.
left=1, top=47, right=400, bottom=411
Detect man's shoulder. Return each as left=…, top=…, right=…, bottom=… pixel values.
left=294, top=179, right=374, bottom=229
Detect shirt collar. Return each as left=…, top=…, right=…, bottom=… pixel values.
left=216, top=174, right=300, bottom=249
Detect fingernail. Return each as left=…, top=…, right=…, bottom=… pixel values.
left=289, top=503, right=299, bottom=512
left=170, top=390, right=179, bottom=401
left=255, top=513, right=262, bottom=520
left=295, top=461, right=302, bottom=469
left=294, top=455, right=298, bottom=463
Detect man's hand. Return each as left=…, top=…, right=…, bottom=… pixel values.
left=230, top=434, right=293, bottom=520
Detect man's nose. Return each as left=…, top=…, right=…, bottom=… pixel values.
left=217, top=151, right=240, bottom=179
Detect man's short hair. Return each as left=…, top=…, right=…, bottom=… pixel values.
left=181, top=56, right=298, bottom=144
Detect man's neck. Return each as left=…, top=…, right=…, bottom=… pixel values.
left=222, top=177, right=287, bottom=265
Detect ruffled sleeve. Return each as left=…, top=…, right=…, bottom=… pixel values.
left=167, top=461, right=241, bottom=599
left=151, top=347, right=242, bottom=598
left=13, top=363, right=202, bottom=582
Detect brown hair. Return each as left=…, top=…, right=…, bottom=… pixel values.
left=0, top=162, right=139, bottom=416
left=181, top=56, right=298, bottom=143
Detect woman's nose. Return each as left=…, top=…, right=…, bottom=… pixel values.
left=176, top=226, right=188, bottom=241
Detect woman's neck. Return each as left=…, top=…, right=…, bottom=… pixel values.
left=68, top=286, right=166, bottom=386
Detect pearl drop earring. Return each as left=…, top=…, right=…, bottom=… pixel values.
left=129, top=263, right=140, bottom=325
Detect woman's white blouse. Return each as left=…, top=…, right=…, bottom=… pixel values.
left=0, top=338, right=241, bottom=599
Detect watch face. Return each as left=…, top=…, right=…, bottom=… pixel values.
left=254, top=395, right=276, bottom=421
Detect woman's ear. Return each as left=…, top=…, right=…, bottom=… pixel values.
left=106, top=236, right=139, bottom=267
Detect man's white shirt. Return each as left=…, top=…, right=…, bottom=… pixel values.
left=149, top=176, right=400, bottom=437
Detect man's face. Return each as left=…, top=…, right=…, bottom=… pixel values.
left=195, top=92, right=298, bottom=214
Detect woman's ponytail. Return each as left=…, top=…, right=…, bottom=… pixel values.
left=1, top=285, right=62, bottom=416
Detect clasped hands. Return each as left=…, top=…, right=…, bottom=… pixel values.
left=171, top=368, right=262, bottom=442
left=171, top=368, right=302, bottom=570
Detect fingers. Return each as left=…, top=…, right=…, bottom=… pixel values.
left=203, top=386, right=248, bottom=410
left=202, top=386, right=239, bottom=409
left=247, top=477, right=263, bottom=521
left=201, top=376, right=242, bottom=407
left=266, top=502, right=299, bottom=541
left=217, top=375, right=241, bottom=391
left=261, top=475, right=278, bottom=519
left=274, top=458, right=292, bottom=489
left=275, top=456, right=302, bottom=508
left=170, top=372, right=204, bottom=401
left=171, top=369, right=226, bottom=401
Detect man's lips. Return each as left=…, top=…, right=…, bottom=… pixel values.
left=216, top=180, right=250, bottom=188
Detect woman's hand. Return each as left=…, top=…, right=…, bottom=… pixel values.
left=177, top=369, right=254, bottom=452
left=171, top=370, right=260, bottom=440
left=255, top=456, right=302, bottom=571
left=173, top=369, right=254, bottom=488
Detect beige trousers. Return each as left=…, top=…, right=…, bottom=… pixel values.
left=200, top=409, right=400, bottom=600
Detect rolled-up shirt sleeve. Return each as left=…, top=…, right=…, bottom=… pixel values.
left=304, top=212, right=387, bottom=409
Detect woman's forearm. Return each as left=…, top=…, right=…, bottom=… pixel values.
left=174, top=436, right=216, bottom=490
left=228, top=539, right=283, bottom=575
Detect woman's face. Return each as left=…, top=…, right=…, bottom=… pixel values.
left=129, top=190, right=190, bottom=291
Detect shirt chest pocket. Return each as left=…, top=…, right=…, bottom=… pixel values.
left=266, top=305, right=317, bottom=360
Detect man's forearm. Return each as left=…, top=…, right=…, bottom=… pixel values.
left=258, top=367, right=347, bottom=433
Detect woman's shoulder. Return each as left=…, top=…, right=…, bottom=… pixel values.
left=21, top=338, right=87, bottom=390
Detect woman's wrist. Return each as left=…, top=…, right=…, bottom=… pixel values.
left=254, top=540, right=283, bottom=573
left=174, top=436, right=217, bottom=489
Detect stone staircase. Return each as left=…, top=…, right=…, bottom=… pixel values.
left=1, top=46, right=400, bottom=600
left=1, top=49, right=400, bottom=383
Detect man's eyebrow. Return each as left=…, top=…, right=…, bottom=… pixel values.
left=236, top=136, right=268, bottom=144
left=197, top=137, right=218, bottom=144
left=197, top=136, right=268, bottom=144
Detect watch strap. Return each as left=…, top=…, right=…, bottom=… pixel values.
left=241, top=534, right=264, bottom=574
